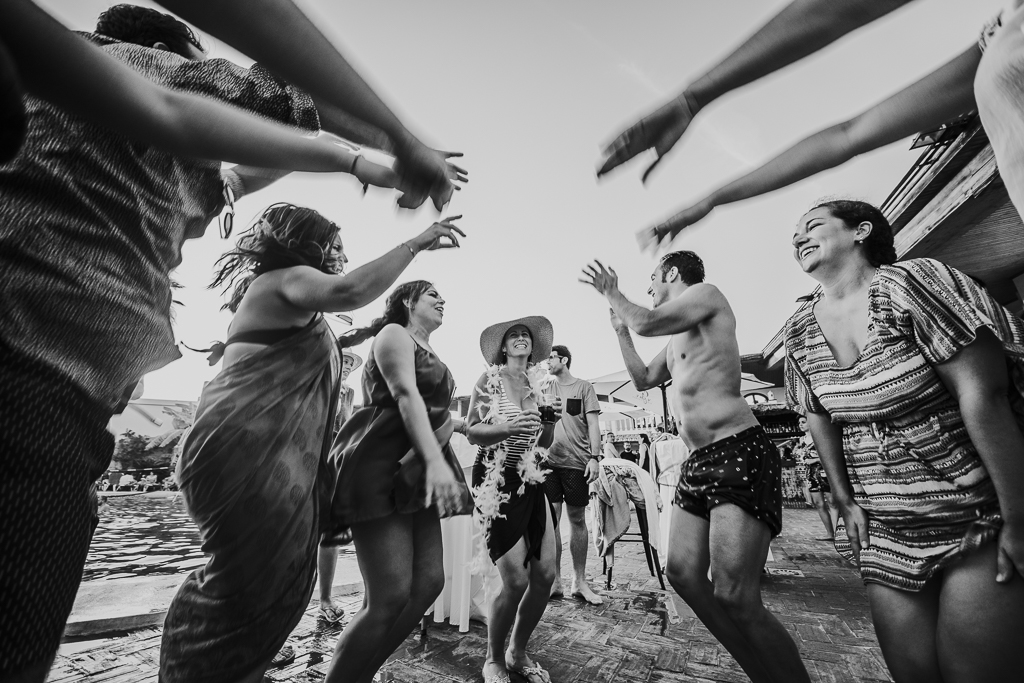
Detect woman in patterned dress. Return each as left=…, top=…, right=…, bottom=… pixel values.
left=468, top=317, right=558, bottom=683
left=785, top=199, right=1024, bottom=682
left=160, top=206, right=464, bottom=683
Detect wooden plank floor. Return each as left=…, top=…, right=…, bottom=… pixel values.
left=52, top=508, right=891, bottom=682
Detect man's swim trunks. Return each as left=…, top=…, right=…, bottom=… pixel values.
left=673, top=425, right=782, bottom=536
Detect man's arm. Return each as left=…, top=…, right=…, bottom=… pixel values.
left=156, top=0, right=462, bottom=210
left=580, top=261, right=719, bottom=337
left=598, top=0, right=914, bottom=179
left=614, top=330, right=671, bottom=392
left=639, top=44, right=981, bottom=250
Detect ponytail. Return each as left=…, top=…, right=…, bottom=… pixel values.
left=337, top=280, right=433, bottom=349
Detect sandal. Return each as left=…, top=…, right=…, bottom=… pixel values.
left=482, top=662, right=511, bottom=683
left=506, top=658, right=550, bottom=683
left=318, top=604, right=345, bottom=624
left=271, top=645, right=295, bottom=667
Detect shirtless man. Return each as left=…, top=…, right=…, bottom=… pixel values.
left=580, top=251, right=809, bottom=683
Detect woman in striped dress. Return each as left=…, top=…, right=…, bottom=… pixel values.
left=785, top=199, right=1024, bottom=682
left=468, top=316, right=557, bottom=683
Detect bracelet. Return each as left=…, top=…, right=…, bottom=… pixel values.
left=589, top=454, right=601, bottom=460
left=401, top=242, right=417, bottom=257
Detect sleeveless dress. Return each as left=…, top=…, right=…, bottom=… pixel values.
left=785, top=259, right=1024, bottom=591
left=330, top=341, right=472, bottom=527
left=472, top=380, right=549, bottom=565
left=161, top=316, right=339, bottom=682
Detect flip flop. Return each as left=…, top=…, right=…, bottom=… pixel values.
left=506, top=661, right=551, bottom=683
left=319, top=604, right=345, bottom=624
left=548, top=589, right=564, bottom=601
left=271, top=645, right=295, bottom=667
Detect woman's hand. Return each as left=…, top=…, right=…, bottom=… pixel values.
left=636, top=197, right=715, bottom=253
left=424, top=460, right=462, bottom=514
left=836, top=500, right=870, bottom=566
left=507, top=408, right=542, bottom=437
left=997, top=520, right=1024, bottom=583
left=393, top=147, right=468, bottom=211
left=598, top=94, right=695, bottom=182
left=409, top=215, right=465, bottom=252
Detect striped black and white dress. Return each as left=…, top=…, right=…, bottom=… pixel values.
left=472, top=379, right=549, bottom=565
left=785, top=258, right=1024, bottom=591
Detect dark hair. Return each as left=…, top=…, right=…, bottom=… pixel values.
left=211, top=204, right=342, bottom=312
left=96, top=5, right=204, bottom=58
left=810, top=199, right=897, bottom=267
left=551, top=344, right=571, bottom=368
left=338, top=281, right=433, bottom=349
left=659, top=250, right=705, bottom=285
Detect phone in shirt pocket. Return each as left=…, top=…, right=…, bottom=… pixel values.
left=566, top=398, right=582, bottom=416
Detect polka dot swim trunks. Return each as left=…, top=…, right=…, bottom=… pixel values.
left=673, top=425, right=782, bottom=537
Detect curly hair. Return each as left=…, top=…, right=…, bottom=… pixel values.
left=210, top=204, right=342, bottom=312
left=809, top=199, right=897, bottom=267
left=96, top=5, right=204, bottom=58
left=337, top=281, right=434, bottom=349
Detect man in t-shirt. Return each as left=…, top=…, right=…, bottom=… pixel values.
left=543, top=345, right=604, bottom=605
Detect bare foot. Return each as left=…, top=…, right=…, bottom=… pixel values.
left=549, top=577, right=564, bottom=599
left=571, top=580, right=604, bottom=605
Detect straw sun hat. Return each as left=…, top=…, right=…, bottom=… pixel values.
left=341, top=349, right=363, bottom=371
left=479, top=316, right=554, bottom=366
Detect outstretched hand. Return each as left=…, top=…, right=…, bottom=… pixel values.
left=597, top=95, right=695, bottom=182
left=411, top=215, right=466, bottom=252
left=636, top=197, right=715, bottom=254
left=579, top=260, right=619, bottom=297
left=394, top=148, right=468, bottom=211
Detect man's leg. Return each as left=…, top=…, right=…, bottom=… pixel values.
left=664, top=506, right=776, bottom=683
left=707, top=503, right=811, bottom=683
left=566, top=503, right=601, bottom=604
left=549, top=498, right=564, bottom=598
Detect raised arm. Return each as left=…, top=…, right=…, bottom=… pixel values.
left=638, top=44, right=982, bottom=250
left=580, top=261, right=719, bottom=337
left=934, top=329, right=1024, bottom=582
left=598, top=0, right=914, bottom=180
left=2, top=0, right=392, bottom=174
left=373, top=325, right=462, bottom=509
left=156, top=0, right=463, bottom=210
left=279, top=218, right=465, bottom=313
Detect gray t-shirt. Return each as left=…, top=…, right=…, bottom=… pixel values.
left=546, top=378, right=600, bottom=470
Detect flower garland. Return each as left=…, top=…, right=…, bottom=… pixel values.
left=470, top=363, right=552, bottom=573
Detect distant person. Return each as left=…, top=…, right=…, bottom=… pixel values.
left=620, top=441, right=638, bottom=465
left=602, top=431, right=619, bottom=460
left=793, top=416, right=838, bottom=542
left=582, top=252, right=809, bottom=683
left=160, top=206, right=464, bottom=683
left=542, top=345, right=603, bottom=605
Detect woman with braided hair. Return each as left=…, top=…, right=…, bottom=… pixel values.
left=160, top=204, right=464, bottom=683
left=325, top=280, right=473, bottom=683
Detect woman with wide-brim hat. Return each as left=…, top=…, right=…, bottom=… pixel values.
left=467, top=315, right=557, bottom=683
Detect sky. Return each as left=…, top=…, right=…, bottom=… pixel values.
left=41, top=0, right=1009, bottom=401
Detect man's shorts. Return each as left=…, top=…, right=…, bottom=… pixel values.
left=673, top=425, right=782, bottom=537
left=543, top=466, right=591, bottom=508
